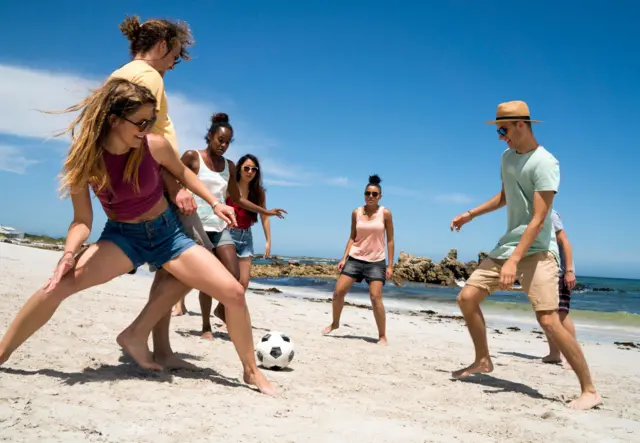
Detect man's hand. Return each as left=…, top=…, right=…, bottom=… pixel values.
left=499, top=258, right=518, bottom=290
left=173, top=188, right=197, bottom=215
left=564, top=270, right=576, bottom=290
left=450, top=211, right=473, bottom=232
left=386, top=264, right=394, bottom=280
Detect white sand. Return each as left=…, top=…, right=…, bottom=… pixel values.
left=1, top=242, right=639, bottom=443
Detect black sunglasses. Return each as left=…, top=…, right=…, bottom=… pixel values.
left=121, top=115, right=157, bottom=132
left=364, top=191, right=379, bottom=197
left=243, top=166, right=259, bottom=173
left=497, top=126, right=508, bottom=137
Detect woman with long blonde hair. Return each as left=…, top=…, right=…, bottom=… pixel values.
left=0, top=78, right=276, bottom=396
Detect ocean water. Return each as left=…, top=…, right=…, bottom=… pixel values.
left=250, top=271, right=640, bottom=344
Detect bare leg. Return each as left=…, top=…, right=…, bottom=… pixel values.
left=238, top=257, right=252, bottom=291
left=0, top=243, right=156, bottom=367
left=322, top=274, right=356, bottom=334
left=452, top=285, right=494, bottom=379
left=543, top=310, right=574, bottom=364
left=172, top=295, right=187, bottom=317
left=142, top=269, right=197, bottom=370
left=536, top=311, right=601, bottom=410
left=162, top=245, right=276, bottom=395
left=208, top=244, right=240, bottom=331
left=368, top=281, right=387, bottom=344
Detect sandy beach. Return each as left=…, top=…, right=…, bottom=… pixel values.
left=1, top=243, right=639, bottom=443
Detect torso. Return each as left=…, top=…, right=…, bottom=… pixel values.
left=192, top=150, right=231, bottom=232
left=93, top=139, right=166, bottom=222
left=226, top=184, right=256, bottom=229
left=490, top=146, right=560, bottom=262
left=349, top=205, right=387, bottom=262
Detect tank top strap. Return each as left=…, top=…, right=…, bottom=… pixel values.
left=377, top=206, right=385, bottom=220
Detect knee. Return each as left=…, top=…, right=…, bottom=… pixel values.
left=369, top=293, right=383, bottom=304
left=225, top=281, right=247, bottom=310
left=536, top=312, right=558, bottom=334
left=456, top=287, right=478, bottom=308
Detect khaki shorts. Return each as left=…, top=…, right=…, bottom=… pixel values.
left=465, top=251, right=559, bottom=312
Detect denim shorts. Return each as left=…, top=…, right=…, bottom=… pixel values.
left=341, top=255, right=387, bottom=285
left=98, top=205, right=197, bottom=270
left=229, top=228, right=254, bottom=258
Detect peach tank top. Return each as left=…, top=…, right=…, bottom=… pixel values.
left=349, top=206, right=386, bottom=262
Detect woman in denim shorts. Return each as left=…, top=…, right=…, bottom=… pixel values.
left=226, top=154, right=286, bottom=290
left=0, top=79, right=276, bottom=396
left=170, top=120, right=287, bottom=334
left=322, top=174, right=395, bottom=345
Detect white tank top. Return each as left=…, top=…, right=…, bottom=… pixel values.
left=193, top=151, right=230, bottom=232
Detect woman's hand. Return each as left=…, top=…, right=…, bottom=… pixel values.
left=44, top=252, right=76, bottom=293
left=264, top=242, right=271, bottom=258
left=266, top=208, right=287, bottom=219
left=450, top=211, right=473, bottom=232
left=337, top=259, right=346, bottom=272
left=174, top=188, right=197, bottom=216
left=386, top=264, right=394, bottom=280
left=214, top=203, right=238, bottom=229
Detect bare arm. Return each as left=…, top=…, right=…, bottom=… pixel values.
left=510, top=190, right=555, bottom=263
left=468, top=184, right=506, bottom=219
left=340, top=210, right=358, bottom=262
left=384, top=209, right=395, bottom=269
left=148, top=136, right=221, bottom=208
left=64, top=185, right=94, bottom=256
left=259, top=193, right=272, bottom=253
left=556, top=229, right=574, bottom=272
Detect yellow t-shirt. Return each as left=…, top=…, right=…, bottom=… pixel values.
left=108, top=60, right=179, bottom=154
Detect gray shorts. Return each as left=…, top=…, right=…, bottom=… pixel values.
left=341, top=255, right=387, bottom=285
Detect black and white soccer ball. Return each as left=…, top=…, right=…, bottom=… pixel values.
left=255, top=331, right=295, bottom=370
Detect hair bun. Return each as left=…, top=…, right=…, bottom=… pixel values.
left=368, top=174, right=382, bottom=185
left=211, top=112, right=229, bottom=123
left=119, top=15, right=142, bottom=41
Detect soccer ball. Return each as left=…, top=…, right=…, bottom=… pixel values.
left=255, top=331, right=295, bottom=370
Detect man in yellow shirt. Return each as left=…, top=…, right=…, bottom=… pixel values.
left=108, top=15, right=201, bottom=370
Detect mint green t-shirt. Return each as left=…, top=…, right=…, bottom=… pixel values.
left=489, top=146, right=560, bottom=264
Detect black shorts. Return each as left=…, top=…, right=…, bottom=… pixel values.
left=558, top=276, right=571, bottom=313
left=341, top=256, right=386, bottom=285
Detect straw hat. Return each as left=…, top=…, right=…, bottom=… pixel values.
left=485, top=101, right=542, bottom=124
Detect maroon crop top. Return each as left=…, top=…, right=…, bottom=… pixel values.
left=93, top=142, right=164, bottom=221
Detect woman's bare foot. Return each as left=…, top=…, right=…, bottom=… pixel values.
left=116, top=331, right=162, bottom=371
left=244, top=368, right=278, bottom=396
left=322, top=323, right=339, bottom=334
left=171, top=308, right=186, bottom=317
left=201, top=330, right=215, bottom=340
left=542, top=354, right=562, bottom=364
left=213, top=303, right=226, bottom=324
left=377, top=336, right=388, bottom=345
left=172, top=301, right=187, bottom=317
left=154, top=352, right=200, bottom=371
left=567, top=391, right=602, bottom=410
left=451, top=358, right=494, bottom=379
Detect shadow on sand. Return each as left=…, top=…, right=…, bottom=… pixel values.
left=499, top=351, right=540, bottom=360
left=453, top=373, right=558, bottom=402
left=0, top=351, right=250, bottom=391
left=324, top=334, right=378, bottom=344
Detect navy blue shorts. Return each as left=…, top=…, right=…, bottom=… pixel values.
left=341, top=255, right=386, bottom=285
left=98, top=205, right=197, bottom=270
left=558, top=276, right=572, bottom=313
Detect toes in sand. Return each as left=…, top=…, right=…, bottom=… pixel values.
left=451, top=359, right=494, bottom=379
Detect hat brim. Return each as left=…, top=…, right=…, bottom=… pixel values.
left=485, top=119, right=542, bottom=125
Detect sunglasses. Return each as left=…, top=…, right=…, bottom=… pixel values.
left=243, top=166, right=259, bottom=173
left=364, top=191, right=379, bottom=197
left=497, top=126, right=508, bottom=137
left=121, top=116, right=157, bottom=132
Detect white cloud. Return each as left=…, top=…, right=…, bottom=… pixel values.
left=264, top=179, right=307, bottom=187
left=0, top=145, right=39, bottom=174
left=0, top=63, right=345, bottom=185
left=433, top=193, right=474, bottom=204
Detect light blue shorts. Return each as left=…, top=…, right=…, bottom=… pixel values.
left=229, top=228, right=254, bottom=258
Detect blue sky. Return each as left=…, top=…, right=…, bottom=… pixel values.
left=0, top=1, right=638, bottom=278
